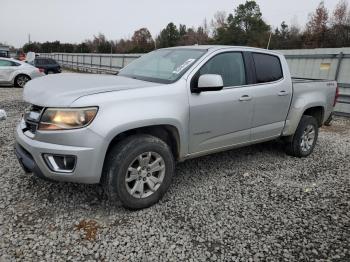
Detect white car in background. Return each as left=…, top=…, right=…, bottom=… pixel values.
left=0, top=57, right=45, bottom=87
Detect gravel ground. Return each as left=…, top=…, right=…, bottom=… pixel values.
left=0, top=87, right=349, bottom=261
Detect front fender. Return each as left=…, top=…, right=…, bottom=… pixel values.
left=71, top=82, right=190, bottom=159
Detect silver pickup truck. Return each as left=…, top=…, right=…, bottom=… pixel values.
left=15, top=46, right=338, bottom=209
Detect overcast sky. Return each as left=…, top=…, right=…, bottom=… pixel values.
left=0, top=0, right=343, bottom=47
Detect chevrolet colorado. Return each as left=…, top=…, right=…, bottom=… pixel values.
left=15, top=46, right=338, bottom=209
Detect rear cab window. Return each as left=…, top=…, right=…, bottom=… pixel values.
left=252, top=53, right=283, bottom=83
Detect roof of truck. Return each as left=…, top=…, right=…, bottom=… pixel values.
left=164, top=45, right=282, bottom=55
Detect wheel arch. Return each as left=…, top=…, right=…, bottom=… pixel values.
left=14, top=73, right=31, bottom=86
left=282, top=103, right=326, bottom=137
left=302, top=106, right=325, bottom=127
left=105, top=124, right=182, bottom=162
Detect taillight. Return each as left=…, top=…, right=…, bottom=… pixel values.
left=334, top=85, right=339, bottom=107
left=38, top=68, right=45, bottom=73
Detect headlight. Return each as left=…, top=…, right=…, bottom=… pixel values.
left=38, top=107, right=98, bottom=130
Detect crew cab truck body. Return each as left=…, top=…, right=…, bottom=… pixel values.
left=15, top=46, right=338, bottom=209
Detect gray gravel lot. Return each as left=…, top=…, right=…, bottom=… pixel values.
left=0, top=87, right=349, bottom=261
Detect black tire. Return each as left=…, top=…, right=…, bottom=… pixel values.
left=14, top=74, right=31, bottom=88
left=102, top=134, right=175, bottom=210
left=285, top=115, right=319, bottom=158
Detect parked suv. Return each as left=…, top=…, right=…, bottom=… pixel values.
left=32, top=57, right=61, bottom=74
left=15, top=46, right=338, bottom=209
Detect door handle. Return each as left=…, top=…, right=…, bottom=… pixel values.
left=278, top=91, right=289, bottom=96
left=239, top=95, right=252, bottom=102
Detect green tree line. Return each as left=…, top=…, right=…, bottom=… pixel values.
left=23, top=0, right=350, bottom=54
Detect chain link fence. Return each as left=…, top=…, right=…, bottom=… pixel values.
left=40, top=53, right=141, bottom=74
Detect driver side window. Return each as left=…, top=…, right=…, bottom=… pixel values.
left=197, top=52, right=247, bottom=87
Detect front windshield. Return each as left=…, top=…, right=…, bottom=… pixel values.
left=118, top=49, right=207, bottom=84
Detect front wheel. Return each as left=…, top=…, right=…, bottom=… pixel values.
left=285, top=115, right=319, bottom=158
left=102, top=135, right=175, bottom=210
left=14, top=74, right=31, bottom=88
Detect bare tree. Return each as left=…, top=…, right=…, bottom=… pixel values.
left=305, top=1, right=329, bottom=48
left=332, top=0, right=348, bottom=26
left=329, top=0, right=350, bottom=46
left=202, top=18, right=210, bottom=36
left=210, top=11, right=227, bottom=31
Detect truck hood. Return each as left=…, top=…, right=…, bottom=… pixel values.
left=23, top=73, right=159, bottom=107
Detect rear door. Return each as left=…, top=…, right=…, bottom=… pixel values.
left=250, top=52, right=293, bottom=141
left=188, top=51, right=255, bottom=154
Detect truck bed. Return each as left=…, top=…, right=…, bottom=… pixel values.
left=282, top=77, right=337, bottom=136
left=292, top=77, right=335, bottom=84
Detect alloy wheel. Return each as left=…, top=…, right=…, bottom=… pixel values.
left=125, top=152, right=166, bottom=199
left=300, top=124, right=316, bottom=152
left=17, top=75, right=30, bottom=87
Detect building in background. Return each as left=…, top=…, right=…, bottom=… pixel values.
left=0, top=45, right=10, bottom=58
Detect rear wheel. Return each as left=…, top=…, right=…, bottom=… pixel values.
left=102, top=135, right=175, bottom=210
left=15, top=74, right=31, bottom=88
left=285, top=115, right=319, bottom=157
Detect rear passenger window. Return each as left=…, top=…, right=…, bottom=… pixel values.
left=252, top=53, right=283, bottom=83
left=198, top=52, right=246, bottom=87
left=0, top=60, right=13, bottom=66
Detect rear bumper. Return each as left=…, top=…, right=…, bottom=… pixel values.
left=44, top=67, right=61, bottom=74
left=30, top=71, right=45, bottom=79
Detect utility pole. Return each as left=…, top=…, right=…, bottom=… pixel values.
left=28, top=34, right=31, bottom=44
left=266, top=32, right=272, bottom=49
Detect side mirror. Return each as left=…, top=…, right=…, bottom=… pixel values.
left=194, top=74, right=224, bottom=93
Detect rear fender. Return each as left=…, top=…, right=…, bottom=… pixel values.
left=282, top=98, right=326, bottom=136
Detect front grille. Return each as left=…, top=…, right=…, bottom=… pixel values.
left=23, top=105, right=44, bottom=134
left=26, top=121, right=38, bottom=133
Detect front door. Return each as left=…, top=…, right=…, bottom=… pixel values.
left=188, top=52, right=254, bottom=154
